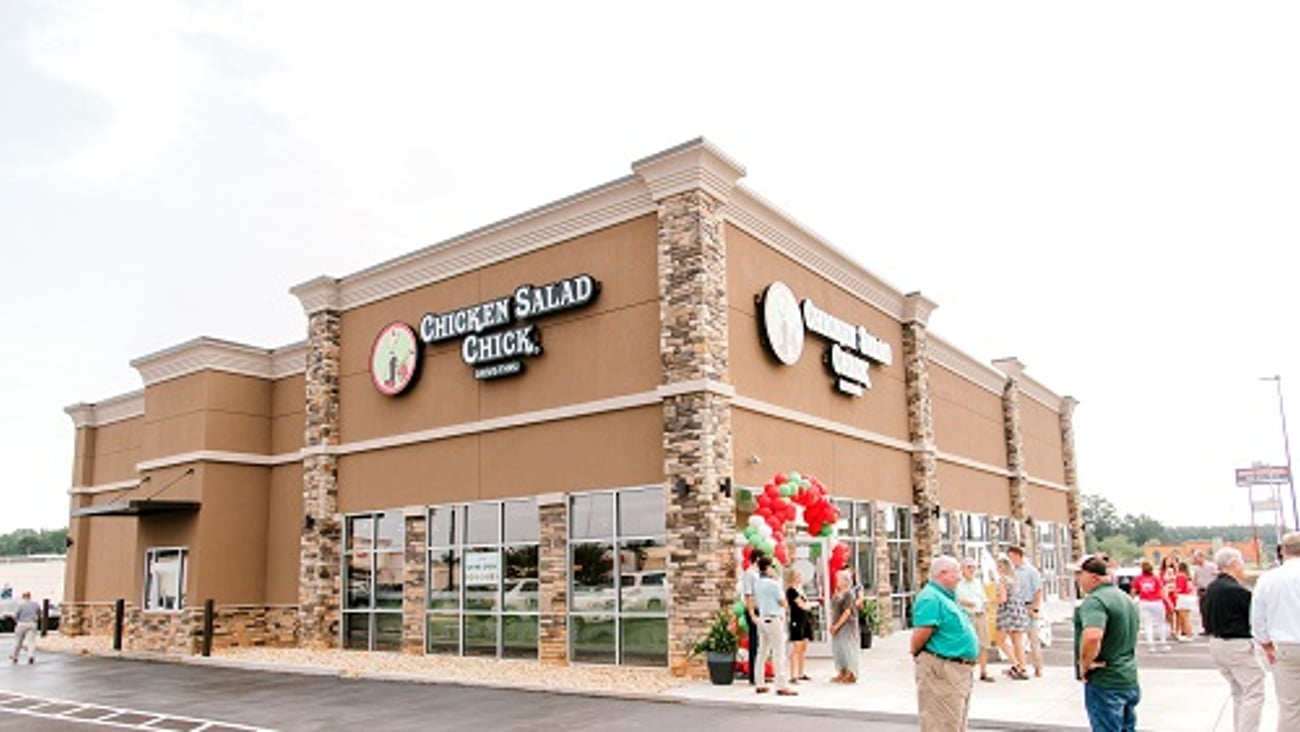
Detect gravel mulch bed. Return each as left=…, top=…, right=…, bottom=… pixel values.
left=36, top=635, right=687, bottom=695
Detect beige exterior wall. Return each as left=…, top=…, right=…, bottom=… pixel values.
left=1027, top=483, right=1071, bottom=524
left=266, top=464, right=303, bottom=604
left=732, top=409, right=913, bottom=505
left=1021, top=396, right=1066, bottom=484
left=87, top=418, right=143, bottom=486
left=271, top=374, right=305, bottom=455
left=936, top=461, right=1012, bottom=516
left=193, top=462, right=270, bottom=604
left=79, top=515, right=137, bottom=602
left=337, top=216, right=662, bottom=445
left=930, top=364, right=1007, bottom=468
left=726, top=226, right=909, bottom=446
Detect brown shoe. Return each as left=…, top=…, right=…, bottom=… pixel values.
left=756, top=687, right=769, bottom=694
left=776, top=688, right=799, bottom=696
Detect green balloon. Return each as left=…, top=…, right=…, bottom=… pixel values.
left=820, top=523, right=834, bottom=536
left=737, top=615, right=748, bottom=632
left=789, top=471, right=803, bottom=482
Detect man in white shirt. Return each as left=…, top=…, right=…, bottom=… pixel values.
left=1251, top=531, right=1300, bottom=731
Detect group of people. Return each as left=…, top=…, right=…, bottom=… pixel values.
left=1202, top=532, right=1300, bottom=732
left=910, top=546, right=1044, bottom=731
left=741, top=550, right=867, bottom=696
left=1130, top=553, right=1202, bottom=651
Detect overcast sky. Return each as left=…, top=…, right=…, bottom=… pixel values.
left=2, top=1, right=1297, bottom=535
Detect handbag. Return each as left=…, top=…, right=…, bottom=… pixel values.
left=1175, top=593, right=1197, bottom=612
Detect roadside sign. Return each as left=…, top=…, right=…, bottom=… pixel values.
left=1236, top=465, right=1291, bottom=487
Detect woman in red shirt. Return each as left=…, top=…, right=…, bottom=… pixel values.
left=1171, top=561, right=1196, bottom=640
left=1131, top=560, right=1171, bottom=652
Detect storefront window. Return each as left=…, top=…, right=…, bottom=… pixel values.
left=143, top=547, right=187, bottom=611
left=427, top=499, right=539, bottom=659
left=831, top=499, right=876, bottom=591
left=883, top=505, right=915, bottom=627
left=569, top=487, right=667, bottom=667
left=343, top=511, right=404, bottom=651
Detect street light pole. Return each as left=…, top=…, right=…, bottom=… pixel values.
left=1261, top=375, right=1299, bottom=532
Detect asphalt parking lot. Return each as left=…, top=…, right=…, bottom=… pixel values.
left=0, top=649, right=922, bottom=732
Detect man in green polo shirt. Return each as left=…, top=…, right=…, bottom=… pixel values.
left=1073, top=553, right=1140, bottom=732
left=911, top=555, right=979, bottom=731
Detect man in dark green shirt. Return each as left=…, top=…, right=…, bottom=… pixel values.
left=1073, top=553, right=1141, bottom=732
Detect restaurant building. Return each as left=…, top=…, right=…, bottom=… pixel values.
left=61, top=139, right=1083, bottom=674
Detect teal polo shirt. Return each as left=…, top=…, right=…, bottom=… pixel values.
left=913, top=580, right=979, bottom=660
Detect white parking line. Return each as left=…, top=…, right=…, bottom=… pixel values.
left=0, top=692, right=277, bottom=731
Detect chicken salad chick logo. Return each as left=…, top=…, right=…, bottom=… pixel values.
left=370, top=322, right=420, bottom=396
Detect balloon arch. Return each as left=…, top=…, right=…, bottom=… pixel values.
left=733, top=471, right=851, bottom=632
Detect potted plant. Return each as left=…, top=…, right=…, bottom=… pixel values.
left=858, top=596, right=883, bottom=650
left=689, top=610, right=740, bottom=685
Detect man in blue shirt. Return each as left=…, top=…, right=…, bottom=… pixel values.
left=911, top=555, right=979, bottom=731
left=752, top=556, right=796, bottom=696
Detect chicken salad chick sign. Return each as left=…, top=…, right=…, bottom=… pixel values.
left=369, top=273, right=600, bottom=394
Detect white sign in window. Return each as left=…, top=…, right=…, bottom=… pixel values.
left=465, top=550, right=500, bottom=586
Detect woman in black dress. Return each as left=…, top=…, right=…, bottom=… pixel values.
left=786, top=568, right=813, bottom=683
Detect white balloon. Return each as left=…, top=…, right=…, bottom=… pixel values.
left=748, top=515, right=765, bottom=529
left=758, top=523, right=773, bottom=538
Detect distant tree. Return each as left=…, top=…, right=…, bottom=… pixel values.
left=1082, top=493, right=1123, bottom=548
left=0, top=528, right=67, bottom=557
left=1097, top=534, right=1141, bottom=563
left=1121, top=513, right=1165, bottom=547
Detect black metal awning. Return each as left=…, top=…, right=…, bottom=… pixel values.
left=71, top=499, right=200, bottom=518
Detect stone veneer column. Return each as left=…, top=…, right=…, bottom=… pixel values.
left=537, top=495, right=568, bottom=665
left=1060, top=397, right=1085, bottom=559
left=634, top=140, right=745, bottom=678
left=402, top=507, right=427, bottom=654
left=874, top=504, right=894, bottom=630
left=993, top=358, right=1036, bottom=560
left=902, top=293, right=940, bottom=581
left=293, top=277, right=344, bottom=649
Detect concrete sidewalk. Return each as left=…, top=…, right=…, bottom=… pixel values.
left=670, top=599, right=1279, bottom=731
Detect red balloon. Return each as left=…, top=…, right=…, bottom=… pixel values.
left=774, top=473, right=787, bottom=486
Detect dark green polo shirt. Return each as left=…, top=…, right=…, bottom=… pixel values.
left=1072, top=581, right=1139, bottom=689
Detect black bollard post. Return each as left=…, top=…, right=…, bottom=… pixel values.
left=202, top=599, right=214, bottom=657
left=112, top=598, right=125, bottom=651
left=41, top=599, right=50, bottom=637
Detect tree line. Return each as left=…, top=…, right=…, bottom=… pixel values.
left=0, top=528, right=68, bottom=557
left=1082, top=493, right=1272, bottom=563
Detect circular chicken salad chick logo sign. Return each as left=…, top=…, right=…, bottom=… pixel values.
left=370, top=322, right=420, bottom=396
left=761, top=281, right=805, bottom=365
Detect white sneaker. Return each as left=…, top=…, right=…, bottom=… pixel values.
left=1159, top=645, right=1172, bottom=652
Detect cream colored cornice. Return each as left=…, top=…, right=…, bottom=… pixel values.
left=902, top=292, right=939, bottom=326
left=294, top=176, right=656, bottom=314
left=136, top=450, right=301, bottom=472
left=271, top=341, right=307, bottom=379
left=63, top=391, right=145, bottom=428
left=725, top=186, right=908, bottom=320
left=131, top=337, right=286, bottom=386
left=927, top=334, right=1004, bottom=395
left=69, top=478, right=144, bottom=495
left=289, top=276, right=341, bottom=316
left=631, top=137, right=746, bottom=202
left=990, top=357, right=1065, bottom=412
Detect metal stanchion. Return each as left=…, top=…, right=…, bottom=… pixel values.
left=40, top=599, right=50, bottom=637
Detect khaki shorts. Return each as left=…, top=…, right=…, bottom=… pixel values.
left=968, top=612, right=989, bottom=650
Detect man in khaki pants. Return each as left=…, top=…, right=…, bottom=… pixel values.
left=911, top=555, right=979, bottom=731
left=1205, top=547, right=1265, bottom=732
left=1252, top=531, right=1300, bottom=731
left=9, top=591, right=40, bottom=665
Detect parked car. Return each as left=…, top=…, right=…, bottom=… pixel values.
left=0, top=597, right=59, bottom=632
left=1114, top=565, right=1141, bottom=596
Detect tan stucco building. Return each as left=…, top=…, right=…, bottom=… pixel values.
left=62, top=139, right=1082, bottom=674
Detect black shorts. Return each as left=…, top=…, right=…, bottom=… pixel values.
left=789, top=619, right=813, bottom=642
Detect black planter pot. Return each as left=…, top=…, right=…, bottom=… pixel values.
left=706, top=651, right=736, bottom=685
left=859, top=621, right=874, bottom=649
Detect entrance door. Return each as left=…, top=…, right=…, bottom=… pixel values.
left=790, top=535, right=832, bottom=658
